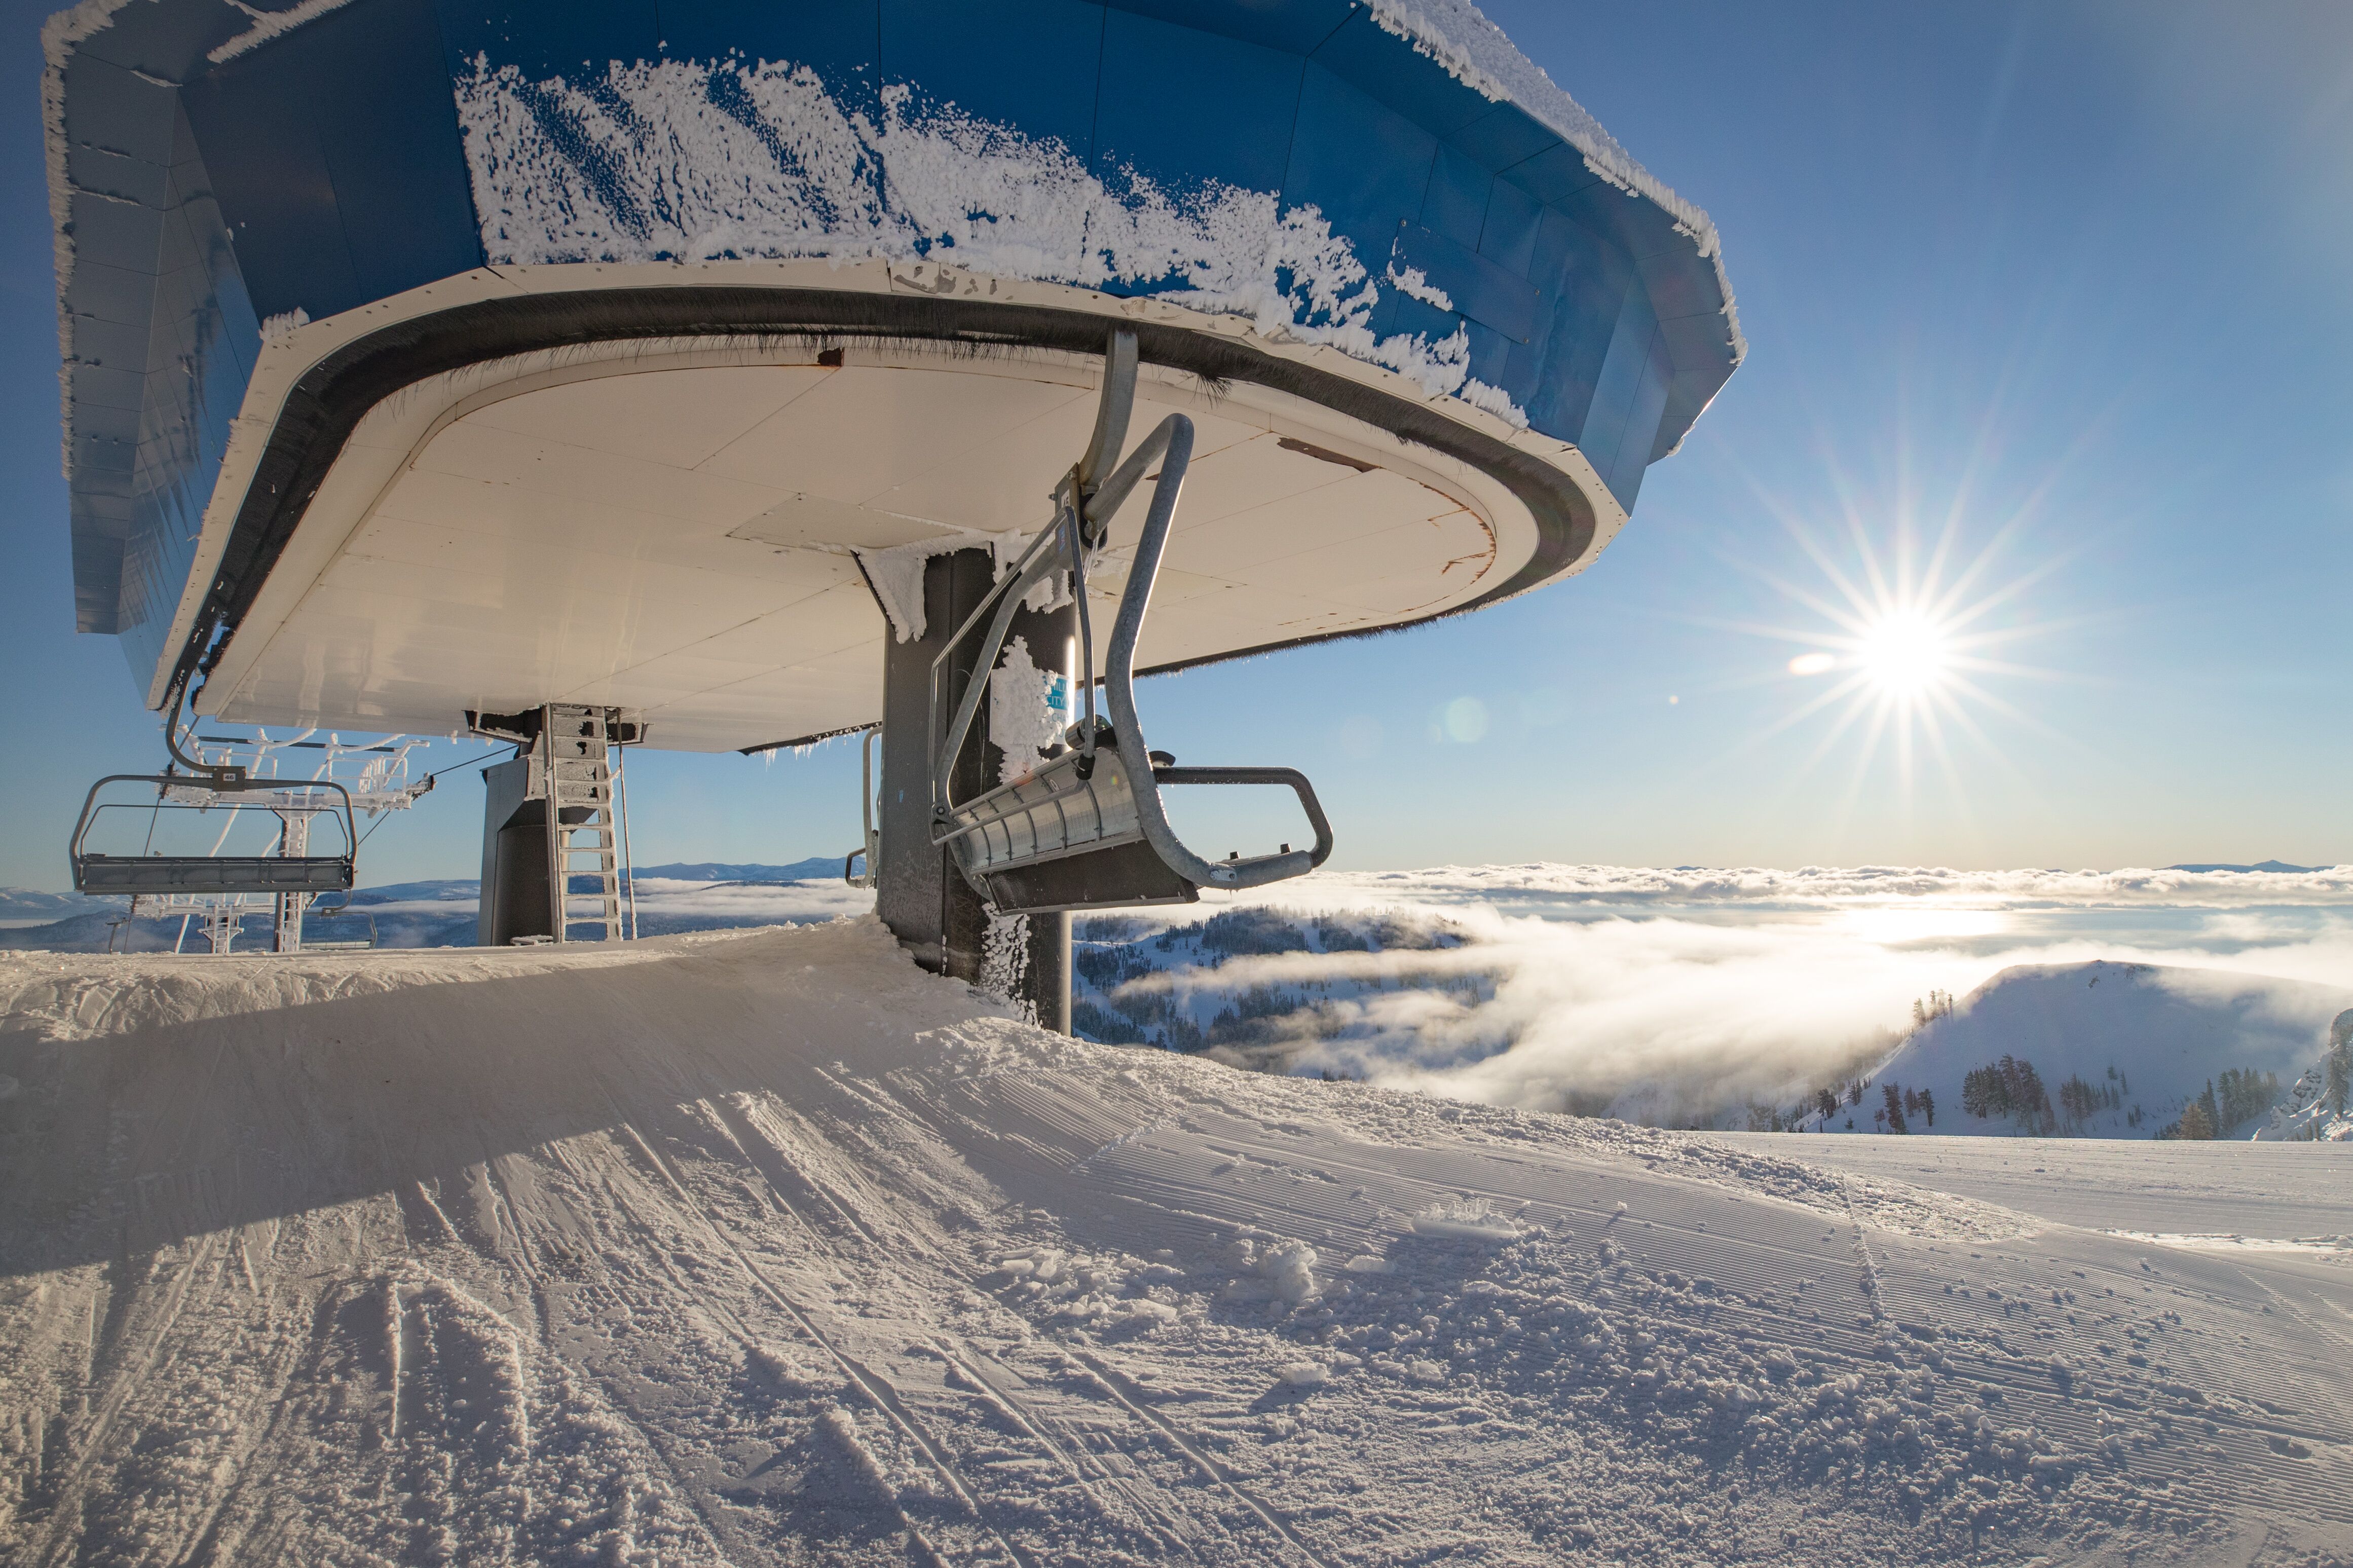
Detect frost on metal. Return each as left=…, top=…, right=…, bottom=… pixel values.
left=981, top=911, right=1034, bottom=1023
left=209, top=0, right=362, bottom=64
left=452, top=56, right=1526, bottom=417
left=986, top=636, right=1063, bottom=787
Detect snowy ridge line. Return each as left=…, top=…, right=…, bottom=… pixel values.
left=1086, top=1037, right=2047, bottom=1242
left=0, top=930, right=725, bottom=1040
left=1855, top=961, right=2352, bottom=1144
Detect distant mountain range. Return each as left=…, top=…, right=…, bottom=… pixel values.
left=2164, top=861, right=2325, bottom=874
left=0, top=860, right=854, bottom=953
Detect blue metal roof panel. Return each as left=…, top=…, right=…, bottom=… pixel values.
left=882, top=0, right=1107, bottom=166
left=1094, top=9, right=1304, bottom=200
left=1101, top=0, right=1354, bottom=56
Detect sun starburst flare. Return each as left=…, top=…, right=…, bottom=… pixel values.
left=1686, top=486, right=2091, bottom=828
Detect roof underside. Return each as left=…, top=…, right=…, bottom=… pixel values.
left=202, top=322, right=1565, bottom=751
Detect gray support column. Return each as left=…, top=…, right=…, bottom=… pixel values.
left=874, top=548, right=1073, bottom=1030
left=477, top=756, right=549, bottom=947
left=878, top=550, right=994, bottom=983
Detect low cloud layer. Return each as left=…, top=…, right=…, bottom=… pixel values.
left=374, top=861, right=2353, bottom=1129
left=1181, top=864, right=2353, bottom=1125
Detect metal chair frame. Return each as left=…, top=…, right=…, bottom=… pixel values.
left=69, top=774, right=359, bottom=897
left=925, top=330, right=1333, bottom=914
left=843, top=725, right=882, bottom=888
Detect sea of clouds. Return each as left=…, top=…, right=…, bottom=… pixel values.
left=366, top=863, right=2353, bottom=1126
left=1213, top=865, right=2353, bottom=1123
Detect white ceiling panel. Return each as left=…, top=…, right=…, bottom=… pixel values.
left=699, top=366, right=1092, bottom=501
left=341, top=516, right=816, bottom=627
left=1152, top=432, right=1354, bottom=530
left=1168, top=466, right=1465, bottom=578
left=727, top=495, right=960, bottom=552
left=1307, top=513, right=1501, bottom=614
left=668, top=581, right=888, bottom=666
left=467, top=366, right=829, bottom=469
left=416, top=421, right=782, bottom=530
left=863, top=397, right=1098, bottom=533
left=558, top=654, right=777, bottom=706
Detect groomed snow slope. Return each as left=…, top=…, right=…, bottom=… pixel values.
left=3, top=922, right=2349, bottom=1566
left=1850, top=961, right=2351, bottom=1140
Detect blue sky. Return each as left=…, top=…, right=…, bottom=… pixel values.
left=4, top=1, right=2348, bottom=890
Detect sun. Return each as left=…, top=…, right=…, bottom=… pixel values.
left=1855, top=609, right=1951, bottom=697
left=1708, top=510, right=2068, bottom=813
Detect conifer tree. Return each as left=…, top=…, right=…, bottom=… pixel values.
left=2326, top=1009, right=2352, bottom=1117
left=2177, top=1098, right=2215, bottom=1140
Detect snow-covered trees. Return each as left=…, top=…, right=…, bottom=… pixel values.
left=2325, top=1009, right=2352, bottom=1117
left=2157, top=1073, right=2276, bottom=1140
left=1908, top=990, right=1956, bottom=1031
left=1960, top=1056, right=2054, bottom=1135
left=2213, top=1068, right=2278, bottom=1132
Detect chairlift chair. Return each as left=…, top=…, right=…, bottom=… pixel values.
left=66, top=691, right=360, bottom=898
left=304, top=898, right=379, bottom=950
left=928, top=330, right=1333, bottom=916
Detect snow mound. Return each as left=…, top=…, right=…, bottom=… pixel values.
left=1852, top=960, right=2352, bottom=1140
left=4, top=922, right=2349, bottom=1563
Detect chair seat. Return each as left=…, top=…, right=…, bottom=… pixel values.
left=75, top=854, right=354, bottom=896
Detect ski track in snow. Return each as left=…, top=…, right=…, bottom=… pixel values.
left=2, top=920, right=2349, bottom=1566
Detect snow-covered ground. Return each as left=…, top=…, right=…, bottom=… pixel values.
left=4, top=921, right=2349, bottom=1565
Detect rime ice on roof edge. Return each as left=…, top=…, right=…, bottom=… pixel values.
left=1363, top=0, right=1744, bottom=365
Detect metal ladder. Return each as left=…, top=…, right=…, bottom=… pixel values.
left=537, top=703, right=625, bottom=943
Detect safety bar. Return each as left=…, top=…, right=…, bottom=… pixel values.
left=929, top=412, right=1191, bottom=838
left=67, top=774, right=359, bottom=897
left=1151, top=766, right=1334, bottom=870
left=927, top=509, right=1086, bottom=827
